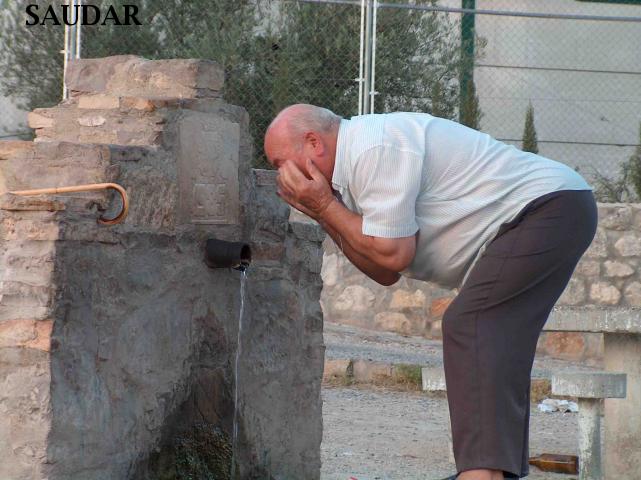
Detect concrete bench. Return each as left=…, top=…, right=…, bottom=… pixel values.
left=552, top=372, right=626, bottom=480
left=544, top=307, right=641, bottom=477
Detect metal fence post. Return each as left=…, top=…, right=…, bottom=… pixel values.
left=362, top=0, right=373, bottom=115
left=369, top=0, right=378, bottom=113
left=459, top=0, right=475, bottom=124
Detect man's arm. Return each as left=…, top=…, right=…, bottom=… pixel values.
left=317, top=197, right=416, bottom=273
left=320, top=215, right=402, bottom=286
left=277, top=159, right=417, bottom=285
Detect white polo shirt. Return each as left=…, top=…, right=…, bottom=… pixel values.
left=332, top=112, right=593, bottom=290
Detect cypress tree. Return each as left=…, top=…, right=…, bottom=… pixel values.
left=628, top=121, right=641, bottom=200
left=522, top=102, right=539, bottom=154
left=459, top=79, right=482, bottom=130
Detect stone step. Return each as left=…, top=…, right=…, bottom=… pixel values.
left=421, top=365, right=579, bottom=403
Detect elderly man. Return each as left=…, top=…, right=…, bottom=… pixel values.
left=264, top=104, right=597, bottom=480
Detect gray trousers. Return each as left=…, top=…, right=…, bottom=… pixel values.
left=442, top=189, right=598, bottom=478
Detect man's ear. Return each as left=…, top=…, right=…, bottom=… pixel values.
left=304, top=132, right=324, bottom=154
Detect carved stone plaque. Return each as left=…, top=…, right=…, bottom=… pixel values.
left=177, top=112, right=240, bottom=225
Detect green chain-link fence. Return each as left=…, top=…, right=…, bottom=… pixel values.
left=1, top=0, right=640, bottom=192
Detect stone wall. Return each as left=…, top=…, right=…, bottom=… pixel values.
left=321, top=203, right=641, bottom=362
left=0, top=56, right=324, bottom=480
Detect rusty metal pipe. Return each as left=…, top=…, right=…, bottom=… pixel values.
left=9, top=182, right=129, bottom=225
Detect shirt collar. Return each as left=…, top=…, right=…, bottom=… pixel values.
left=332, top=118, right=351, bottom=190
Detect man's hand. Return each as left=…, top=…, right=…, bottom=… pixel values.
left=276, top=159, right=335, bottom=220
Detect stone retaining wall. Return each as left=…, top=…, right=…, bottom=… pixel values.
left=321, top=203, right=641, bottom=362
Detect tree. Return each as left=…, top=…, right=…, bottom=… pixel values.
left=628, top=121, right=641, bottom=200
left=459, top=79, right=482, bottom=130
left=1, top=0, right=479, bottom=167
left=521, top=102, right=539, bottom=154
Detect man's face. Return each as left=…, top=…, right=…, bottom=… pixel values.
left=264, top=129, right=311, bottom=178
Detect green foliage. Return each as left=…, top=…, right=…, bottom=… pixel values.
left=459, top=79, right=482, bottom=130
left=143, top=423, right=232, bottom=480
left=0, top=0, right=64, bottom=110
left=1, top=0, right=479, bottom=167
left=628, top=122, right=641, bottom=199
left=591, top=123, right=641, bottom=203
left=393, top=363, right=422, bottom=387
left=521, top=102, right=539, bottom=154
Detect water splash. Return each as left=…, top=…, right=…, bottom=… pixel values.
left=231, top=269, right=247, bottom=480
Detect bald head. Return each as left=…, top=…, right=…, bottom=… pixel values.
left=264, top=104, right=341, bottom=181
left=266, top=104, right=341, bottom=150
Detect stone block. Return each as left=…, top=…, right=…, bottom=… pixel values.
left=614, top=234, right=641, bottom=257
left=558, top=277, right=586, bottom=306
left=552, top=371, right=626, bottom=399
left=600, top=205, right=633, bottom=230
left=27, top=112, right=54, bottom=129
left=589, top=282, right=621, bottom=305
left=0, top=194, right=65, bottom=212
left=623, top=282, right=641, bottom=307
left=0, top=141, right=112, bottom=194
left=0, top=319, right=53, bottom=351
left=575, top=260, right=600, bottom=277
left=120, top=97, right=157, bottom=111
left=253, top=169, right=278, bottom=186
left=421, top=366, right=446, bottom=391
left=538, top=332, right=587, bottom=360
left=78, top=94, right=121, bottom=109
left=0, top=140, right=35, bottom=160
left=585, top=227, right=608, bottom=258
left=77, top=115, right=107, bottom=127
left=176, top=112, right=240, bottom=225
left=0, top=215, right=61, bottom=241
left=251, top=241, right=285, bottom=263
left=323, top=359, right=352, bottom=380
left=352, top=359, right=393, bottom=382
left=430, top=296, right=454, bottom=318
left=289, top=210, right=325, bottom=242
left=428, top=319, right=443, bottom=338
left=321, top=253, right=339, bottom=287
left=0, top=251, right=55, bottom=286
left=0, top=281, right=52, bottom=308
left=603, top=260, right=635, bottom=278
left=390, top=289, right=426, bottom=309
left=334, top=285, right=375, bottom=312
left=544, top=307, right=641, bottom=334
left=374, top=311, right=411, bottom=335
left=66, top=56, right=224, bottom=99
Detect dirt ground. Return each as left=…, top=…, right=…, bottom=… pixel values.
left=320, top=384, right=580, bottom=480
left=320, top=322, right=588, bottom=480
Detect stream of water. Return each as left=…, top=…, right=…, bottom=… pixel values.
left=231, top=268, right=247, bottom=480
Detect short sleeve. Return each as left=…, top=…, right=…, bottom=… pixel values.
left=350, top=145, right=422, bottom=238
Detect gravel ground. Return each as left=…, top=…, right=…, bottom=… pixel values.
left=320, top=322, right=598, bottom=480
left=321, top=385, right=580, bottom=480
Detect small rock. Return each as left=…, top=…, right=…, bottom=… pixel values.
left=390, top=289, right=426, bottom=309
left=614, top=234, right=641, bottom=257
left=589, top=282, right=621, bottom=305
left=335, top=285, right=375, bottom=312
left=624, top=281, right=641, bottom=307
left=603, top=260, right=635, bottom=278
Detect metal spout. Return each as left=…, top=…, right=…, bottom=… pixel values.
left=204, top=239, right=251, bottom=271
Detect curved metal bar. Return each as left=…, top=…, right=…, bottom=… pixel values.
left=9, top=182, right=129, bottom=225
